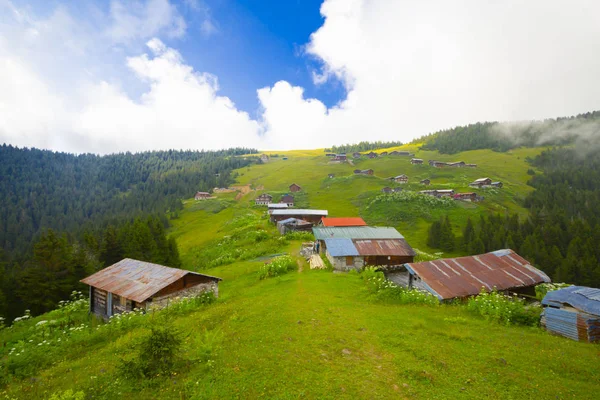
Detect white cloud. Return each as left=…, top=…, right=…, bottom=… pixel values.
left=3, top=0, right=600, bottom=153
left=258, top=0, right=600, bottom=149
left=0, top=2, right=260, bottom=154
left=107, top=0, right=186, bottom=43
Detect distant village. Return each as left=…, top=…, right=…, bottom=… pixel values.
left=175, top=149, right=599, bottom=344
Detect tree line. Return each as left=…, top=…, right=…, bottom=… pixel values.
left=0, top=145, right=257, bottom=260
left=418, top=111, right=600, bottom=154
left=427, top=147, right=600, bottom=287
left=0, top=216, right=181, bottom=321
left=325, top=141, right=404, bottom=154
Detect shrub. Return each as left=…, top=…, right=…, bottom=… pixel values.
left=49, top=389, right=85, bottom=400
left=258, top=255, right=297, bottom=280
left=361, top=267, right=439, bottom=305
left=119, top=323, right=183, bottom=379
left=534, top=282, right=571, bottom=301
left=466, top=289, right=542, bottom=326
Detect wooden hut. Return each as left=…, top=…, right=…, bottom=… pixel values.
left=81, top=259, right=221, bottom=319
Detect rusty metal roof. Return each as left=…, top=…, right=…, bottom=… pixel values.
left=404, top=249, right=551, bottom=300
left=354, top=239, right=416, bottom=257
left=321, top=217, right=367, bottom=227
left=80, top=258, right=221, bottom=303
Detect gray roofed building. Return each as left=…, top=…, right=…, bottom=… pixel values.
left=312, top=226, right=404, bottom=240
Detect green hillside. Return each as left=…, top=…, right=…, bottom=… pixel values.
left=174, top=145, right=543, bottom=263
left=2, top=145, right=599, bottom=399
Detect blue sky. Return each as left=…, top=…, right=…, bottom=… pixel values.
left=172, top=0, right=345, bottom=114
left=2, top=0, right=600, bottom=153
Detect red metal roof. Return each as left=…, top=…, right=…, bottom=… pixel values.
left=80, top=259, right=221, bottom=303
left=354, top=239, right=416, bottom=256
left=321, top=217, right=367, bottom=227
left=405, top=249, right=551, bottom=300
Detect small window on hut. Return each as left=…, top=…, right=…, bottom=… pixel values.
left=346, top=256, right=353, bottom=266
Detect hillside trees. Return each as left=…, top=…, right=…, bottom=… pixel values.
left=1, top=216, right=181, bottom=321
left=0, top=145, right=256, bottom=259
left=425, top=147, right=600, bottom=287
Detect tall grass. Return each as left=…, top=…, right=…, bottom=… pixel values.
left=258, top=255, right=297, bottom=280
left=466, top=289, right=542, bottom=326
left=361, top=267, right=439, bottom=305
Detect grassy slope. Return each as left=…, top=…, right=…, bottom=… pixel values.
left=177, top=145, right=545, bottom=258
left=3, top=252, right=599, bottom=399
left=4, top=145, right=599, bottom=399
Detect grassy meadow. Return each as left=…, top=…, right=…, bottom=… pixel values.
left=2, top=144, right=599, bottom=399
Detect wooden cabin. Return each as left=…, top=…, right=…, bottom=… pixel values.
left=81, top=259, right=221, bottom=319
left=411, top=158, right=424, bottom=165
left=289, top=183, right=302, bottom=192
left=393, top=174, right=409, bottom=184
left=255, top=193, right=273, bottom=205
left=194, top=191, right=211, bottom=200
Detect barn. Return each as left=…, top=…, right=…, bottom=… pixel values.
left=81, top=259, right=221, bottom=319
left=391, top=249, right=550, bottom=301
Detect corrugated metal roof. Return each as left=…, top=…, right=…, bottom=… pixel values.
left=354, top=239, right=416, bottom=257
left=272, top=209, right=328, bottom=216
left=313, top=226, right=404, bottom=240
left=321, top=217, right=367, bottom=227
left=268, top=203, right=288, bottom=208
left=404, top=249, right=550, bottom=300
left=474, top=178, right=490, bottom=182
left=324, top=238, right=359, bottom=257
left=542, top=286, right=600, bottom=316
left=80, top=258, right=221, bottom=303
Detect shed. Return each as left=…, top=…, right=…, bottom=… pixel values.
left=353, top=152, right=361, bottom=158
left=321, top=217, right=367, bottom=227
left=435, top=189, right=455, bottom=197
left=380, top=151, right=388, bottom=156
left=328, top=173, right=335, bottom=178
left=354, top=169, right=374, bottom=175
left=289, top=183, right=302, bottom=192
left=399, top=249, right=550, bottom=301
left=81, top=259, right=221, bottom=319
left=541, top=286, right=600, bottom=343
left=491, top=182, right=503, bottom=188
left=194, top=191, right=211, bottom=200
left=271, top=209, right=328, bottom=224
left=367, top=152, right=378, bottom=159
left=420, top=179, right=430, bottom=185
left=411, top=158, right=424, bottom=165
left=260, top=154, right=269, bottom=163
left=332, top=154, right=347, bottom=162
left=381, top=187, right=393, bottom=193
left=447, top=161, right=465, bottom=167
